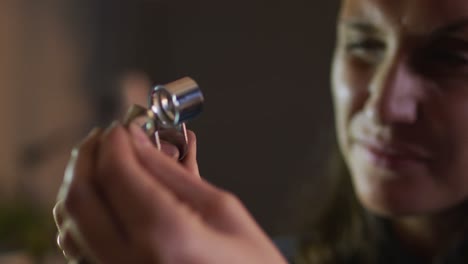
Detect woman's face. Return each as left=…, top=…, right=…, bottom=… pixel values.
left=332, top=0, right=468, bottom=216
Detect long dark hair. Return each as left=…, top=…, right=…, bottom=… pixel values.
left=294, top=144, right=468, bottom=264
left=294, top=145, right=380, bottom=263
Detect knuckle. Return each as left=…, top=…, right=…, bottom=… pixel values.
left=97, top=157, right=132, bottom=189
left=97, top=153, right=123, bottom=181
left=159, top=232, right=200, bottom=264
left=205, top=191, right=241, bottom=216
left=218, top=191, right=241, bottom=208
left=133, top=221, right=194, bottom=263
left=97, top=132, right=134, bottom=181
left=177, top=232, right=204, bottom=262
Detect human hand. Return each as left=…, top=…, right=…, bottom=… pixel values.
left=53, top=123, right=286, bottom=264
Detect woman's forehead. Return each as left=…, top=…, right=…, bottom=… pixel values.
left=340, top=0, right=468, bottom=34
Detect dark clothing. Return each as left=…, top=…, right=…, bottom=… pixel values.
left=274, top=230, right=468, bottom=264
left=376, top=222, right=468, bottom=264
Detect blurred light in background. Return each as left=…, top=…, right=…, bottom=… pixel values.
left=0, top=0, right=339, bottom=263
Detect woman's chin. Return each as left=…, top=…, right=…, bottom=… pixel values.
left=357, top=193, right=421, bottom=217
left=349, top=150, right=443, bottom=217
left=353, top=180, right=463, bottom=218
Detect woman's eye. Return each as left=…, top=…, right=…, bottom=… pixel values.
left=426, top=50, right=468, bottom=68
left=345, top=39, right=386, bottom=64
left=421, top=37, right=468, bottom=73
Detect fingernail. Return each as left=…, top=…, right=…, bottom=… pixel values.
left=57, top=232, right=64, bottom=250
left=53, top=200, right=65, bottom=228
left=160, top=141, right=180, bottom=159
left=129, top=123, right=152, bottom=147
left=71, top=127, right=102, bottom=156
left=104, top=120, right=120, bottom=136
left=87, top=127, right=101, bottom=137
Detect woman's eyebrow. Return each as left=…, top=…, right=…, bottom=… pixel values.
left=340, top=20, right=379, bottom=34
left=341, top=18, right=468, bottom=36
left=434, top=18, right=468, bottom=36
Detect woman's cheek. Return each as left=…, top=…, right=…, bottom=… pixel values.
left=333, top=60, right=373, bottom=144
left=331, top=58, right=352, bottom=150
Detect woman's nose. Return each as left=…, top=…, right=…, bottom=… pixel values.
left=364, top=54, right=423, bottom=125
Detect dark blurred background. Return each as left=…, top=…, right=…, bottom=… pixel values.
left=0, top=0, right=339, bottom=262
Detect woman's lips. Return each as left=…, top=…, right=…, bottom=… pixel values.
left=356, top=139, right=432, bottom=170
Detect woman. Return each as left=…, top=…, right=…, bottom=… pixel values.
left=297, top=0, right=468, bottom=262
left=53, top=0, right=468, bottom=263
